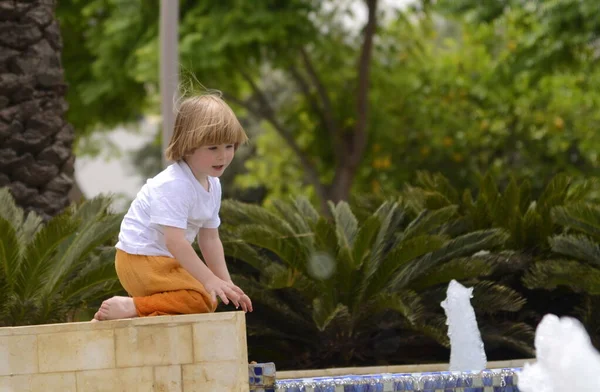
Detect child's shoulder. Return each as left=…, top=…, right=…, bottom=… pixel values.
left=148, top=164, right=195, bottom=192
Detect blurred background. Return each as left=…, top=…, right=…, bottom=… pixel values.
left=60, top=0, right=600, bottom=210
left=2, top=0, right=600, bottom=371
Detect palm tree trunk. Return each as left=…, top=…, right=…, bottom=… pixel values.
left=0, top=0, right=74, bottom=219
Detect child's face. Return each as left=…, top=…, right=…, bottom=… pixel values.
left=186, top=143, right=235, bottom=178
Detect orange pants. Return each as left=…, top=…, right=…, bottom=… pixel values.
left=115, top=249, right=217, bottom=317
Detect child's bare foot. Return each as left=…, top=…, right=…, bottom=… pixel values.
left=94, top=296, right=138, bottom=321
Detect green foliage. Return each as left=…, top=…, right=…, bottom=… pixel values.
left=523, top=200, right=600, bottom=346
left=403, top=172, right=595, bottom=252
left=0, top=188, right=123, bottom=326
left=368, top=4, right=600, bottom=195
left=57, top=0, right=158, bottom=138
left=524, top=202, right=600, bottom=291
left=221, top=196, right=531, bottom=369
left=58, top=1, right=600, bottom=204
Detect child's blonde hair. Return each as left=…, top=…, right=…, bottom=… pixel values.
left=165, top=93, right=248, bottom=162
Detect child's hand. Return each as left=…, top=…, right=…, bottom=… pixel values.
left=204, top=276, right=253, bottom=312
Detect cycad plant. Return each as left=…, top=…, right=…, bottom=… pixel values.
left=403, top=172, right=594, bottom=252
left=220, top=197, right=532, bottom=369
left=524, top=202, right=600, bottom=347
left=403, top=172, right=597, bottom=342
left=0, top=188, right=123, bottom=326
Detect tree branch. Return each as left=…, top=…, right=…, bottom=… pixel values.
left=288, top=65, right=342, bottom=159
left=352, top=0, right=378, bottom=165
left=223, top=74, right=329, bottom=204
left=329, top=0, right=379, bottom=202
left=299, top=48, right=340, bottom=146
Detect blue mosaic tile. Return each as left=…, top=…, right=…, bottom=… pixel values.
left=275, top=368, right=522, bottom=392
left=250, top=362, right=277, bottom=387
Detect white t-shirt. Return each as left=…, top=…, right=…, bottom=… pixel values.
left=115, top=161, right=222, bottom=257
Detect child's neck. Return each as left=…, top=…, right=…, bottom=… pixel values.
left=183, top=160, right=210, bottom=191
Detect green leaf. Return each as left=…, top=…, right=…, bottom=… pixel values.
left=330, top=201, right=358, bottom=250
left=523, top=259, right=600, bottom=295
left=363, top=234, right=447, bottom=300
left=294, top=196, right=320, bottom=227
left=312, top=299, right=349, bottom=331
left=403, top=205, right=458, bottom=240
left=408, top=257, right=493, bottom=292
left=396, top=229, right=508, bottom=290
left=237, top=224, right=308, bottom=272
left=552, top=203, right=600, bottom=241
left=351, top=213, right=382, bottom=269
left=19, top=213, right=80, bottom=298
left=550, top=234, right=600, bottom=267
left=368, top=290, right=424, bottom=324
left=0, top=216, right=22, bottom=290
left=470, top=281, right=526, bottom=313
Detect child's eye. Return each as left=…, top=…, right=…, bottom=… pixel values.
left=226, top=144, right=234, bottom=149
left=208, top=146, right=217, bottom=150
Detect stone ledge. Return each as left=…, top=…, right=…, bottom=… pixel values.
left=0, top=312, right=249, bottom=392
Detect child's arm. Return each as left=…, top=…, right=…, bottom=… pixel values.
left=197, top=228, right=231, bottom=282
left=198, top=227, right=253, bottom=312
left=164, top=226, right=244, bottom=308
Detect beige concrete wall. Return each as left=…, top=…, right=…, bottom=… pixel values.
left=0, top=312, right=249, bottom=392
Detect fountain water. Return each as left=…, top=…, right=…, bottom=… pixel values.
left=441, top=279, right=487, bottom=372
left=518, top=314, right=600, bottom=392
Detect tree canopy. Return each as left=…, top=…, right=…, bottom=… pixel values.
left=57, top=0, right=600, bottom=206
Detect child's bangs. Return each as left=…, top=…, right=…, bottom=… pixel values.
left=191, top=114, right=247, bottom=147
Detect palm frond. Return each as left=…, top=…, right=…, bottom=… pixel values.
left=538, top=174, right=571, bottom=210
left=236, top=224, right=310, bottom=272
left=523, top=259, right=600, bottom=295
left=351, top=213, right=381, bottom=269
left=552, top=203, right=600, bottom=240
left=231, top=274, right=314, bottom=330
left=415, top=171, right=460, bottom=205
left=221, top=232, right=268, bottom=270
left=0, top=188, right=43, bottom=247
left=330, top=201, right=359, bottom=250
left=362, top=202, right=405, bottom=284
left=402, top=205, right=458, bottom=240
left=41, top=213, right=123, bottom=298
left=395, top=229, right=508, bottom=290
left=566, top=178, right=597, bottom=203
left=479, top=322, right=536, bottom=357
left=0, top=188, right=26, bottom=229
left=19, top=212, right=44, bottom=245
left=410, top=315, right=450, bottom=347
left=470, top=281, right=526, bottom=313
left=0, top=216, right=22, bottom=290
left=293, top=196, right=320, bottom=227
left=59, top=247, right=120, bottom=304
left=272, top=199, right=313, bottom=236
left=408, top=257, right=494, bottom=292
left=550, top=234, right=600, bottom=267
left=367, top=290, right=424, bottom=325
left=312, top=299, right=349, bottom=331
left=222, top=200, right=300, bottom=239
left=363, top=234, right=447, bottom=300
left=18, top=212, right=79, bottom=298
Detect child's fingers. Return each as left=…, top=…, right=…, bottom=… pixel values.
left=217, top=290, right=229, bottom=305
left=241, top=294, right=253, bottom=312
left=227, top=283, right=245, bottom=296
left=223, top=286, right=241, bottom=308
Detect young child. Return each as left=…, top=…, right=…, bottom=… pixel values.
left=94, top=93, right=253, bottom=321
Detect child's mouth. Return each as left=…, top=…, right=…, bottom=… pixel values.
left=213, top=165, right=224, bottom=171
